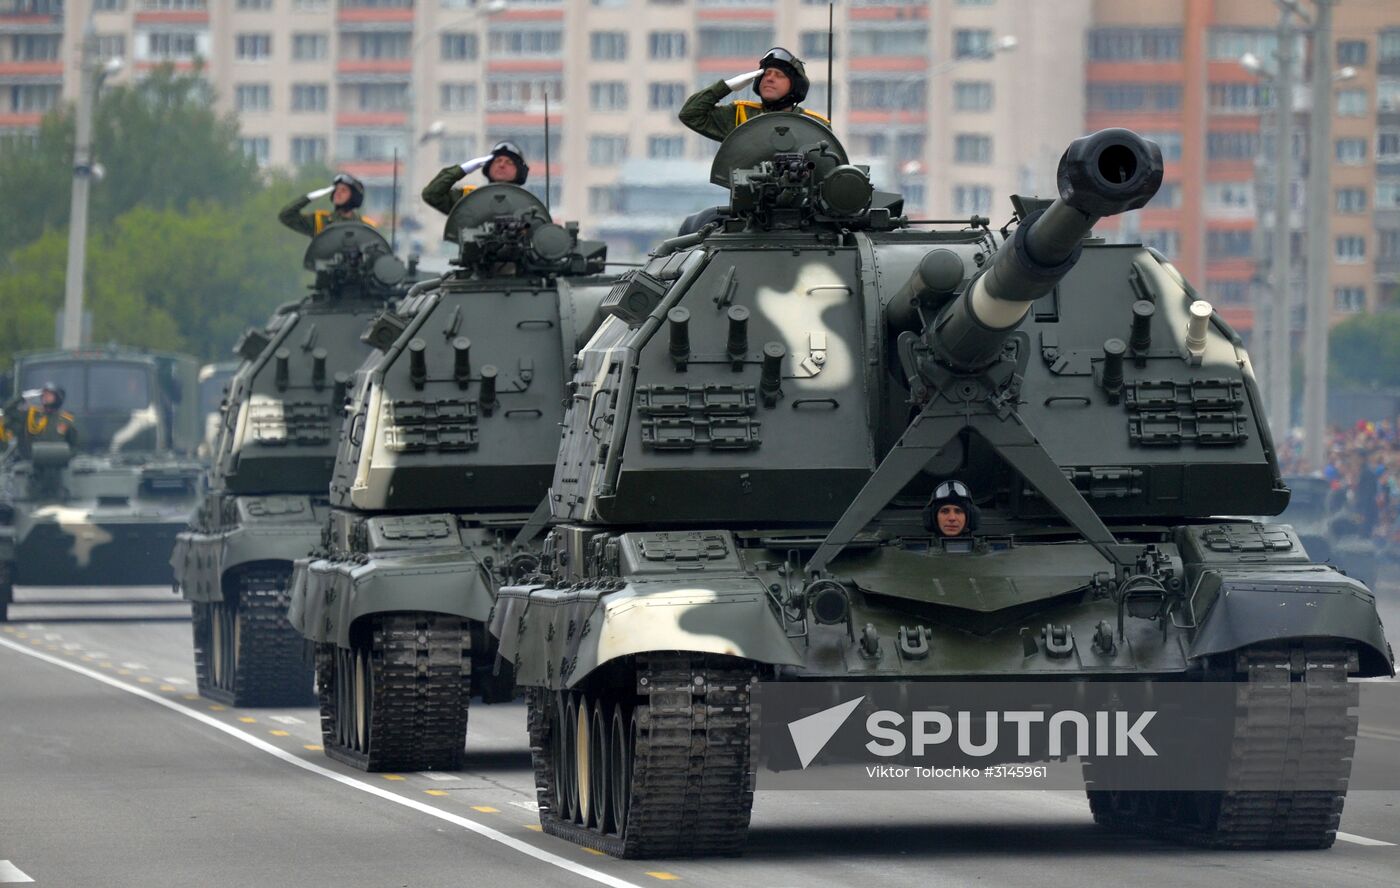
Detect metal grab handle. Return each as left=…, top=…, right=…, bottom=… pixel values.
left=505, top=409, right=544, bottom=419
left=791, top=398, right=839, bottom=410
left=1043, top=396, right=1091, bottom=408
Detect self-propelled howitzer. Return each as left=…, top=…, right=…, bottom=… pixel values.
left=172, top=222, right=413, bottom=706
left=287, top=185, right=615, bottom=771
left=490, top=117, right=1393, bottom=857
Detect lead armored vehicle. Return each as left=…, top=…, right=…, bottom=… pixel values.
left=171, top=223, right=411, bottom=705
left=490, top=117, right=1394, bottom=856
left=1, top=347, right=203, bottom=621
left=287, top=185, right=612, bottom=771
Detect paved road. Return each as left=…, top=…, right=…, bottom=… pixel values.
left=1, top=582, right=1397, bottom=888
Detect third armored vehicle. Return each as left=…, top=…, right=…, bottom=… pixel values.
left=171, top=223, right=411, bottom=705
left=489, top=117, right=1394, bottom=856
left=1, top=347, right=203, bottom=621
left=287, top=185, right=613, bottom=770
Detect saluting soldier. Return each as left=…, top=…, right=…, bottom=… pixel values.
left=679, top=47, right=828, bottom=143
left=421, top=141, right=531, bottom=216
left=278, top=173, right=368, bottom=237
left=1, top=383, right=78, bottom=458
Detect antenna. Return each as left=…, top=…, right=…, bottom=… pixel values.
left=826, top=2, right=834, bottom=123
left=543, top=89, right=552, bottom=215
left=390, top=147, right=399, bottom=252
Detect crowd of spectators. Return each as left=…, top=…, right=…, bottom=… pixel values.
left=1279, top=421, right=1400, bottom=554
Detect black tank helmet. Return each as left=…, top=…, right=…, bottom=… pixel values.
left=40, top=381, right=65, bottom=412
left=485, top=140, right=530, bottom=185
left=922, top=479, right=981, bottom=536
left=331, top=172, right=365, bottom=211
left=753, top=47, right=810, bottom=111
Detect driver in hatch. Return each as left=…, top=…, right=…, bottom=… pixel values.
left=923, top=480, right=979, bottom=539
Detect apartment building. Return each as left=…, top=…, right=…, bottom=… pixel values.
left=2, top=1, right=1094, bottom=258
left=1087, top=0, right=1400, bottom=335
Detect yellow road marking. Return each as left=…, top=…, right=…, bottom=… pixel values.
left=29, top=639, right=42, bottom=646
left=425, top=790, right=449, bottom=797
left=526, top=825, right=543, bottom=832
left=99, top=662, right=113, bottom=669
left=137, top=676, right=153, bottom=684
left=646, top=873, right=680, bottom=881
left=159, top=684, right=177, bottom=692
left=116, top=668, right=131, bottom=675
left=304, top=744, right=323, bottom=751
left=583, top=848, right=606, bottom=856
left=1, top=627, right=15, bottom=634
left=383, top=774, right=405, bottom=781
left=208, top=704, right=226, bottom=711
left=15, top=632, right=27, bottom=639
left=183, top=693, right=200, bottom=701
left=471, top=805, right=499, bottom=814
left=269, top=729, right=290, bottom=737
left=238, top=716, right=256, bottom=724
left=81, top=655, right=94, bottom=661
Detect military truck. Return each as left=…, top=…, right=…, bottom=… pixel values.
left=1, top=347, right=203, bottom=621
left=171, top=222, right=413, bottom=706
left=489, top=117, right=1395, bottom=857
left=287, top=184, right=613, bottom=771
left=197, top=361, right=239, bottom=461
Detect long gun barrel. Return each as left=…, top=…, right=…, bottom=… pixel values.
left=929, top=128, right=1163, bottom=370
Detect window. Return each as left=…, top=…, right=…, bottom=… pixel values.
left=805, top=81, right=832, bottom=114
left=1379, top=79, right=1400, bottom=113
left=852, top=132, right=888, bottom=157
left=347, top=32, right=409, bottom=59
left=239, top=136, right=270, bottom=166
left=697, top=27, right=773, bottom=58
left=895, top=132, right=924, bottom=161
left=8, top=84, right=60, bottom=112
left=489, top=27, right=563, bottom=58
left=292, top=33, right=327, bottom=61
left=441, top=33, right=478, bottom=61
left=1208, top=82, right=1273, bottom=112
left=1384, top=30, right=1400, bottom=63
left=96, top=35, right=126, bottom=61
left=343, top=83, right=408, bottom=111
left=236, top=0, right=272, bottom=9
left=293, top=0, right=328, bottom=8
left=1337, top=89, right=1367, bottom=117
left=800, top=30, right=832, bottom=60
left=1206, top=230, right=1252, bottom=259
left=235, top=83, right=271, bottom=111
left=1335, top=235, right=1366, bottom=263
left=591, top=31, right=627, bottom=61
left=439, top=83, right=476, bottom=112
left=1336, top=40, right=1367, bottom=66
left=140, top=1, right=208, bottom=8
left=337, top=129, right=407, bottom=162
left=1204, top=181, right=1253, bottom=216
left=94, top=0, right=126, bottom=9
left=1088, top=83, right=1183, bottom=112
left=649, top=135, right=685, bottom=159
left=1381, top=229, right=1400, bottom=260
left=1142, top=228, right=1176, bottom=256
left=649, top=31, right=686, bottom=60
left=291, top=136, right=326, bottom=166
left=1208, top=29, right=1303, bottom=63
left=1209, top=280, right=1249, bottom=305
left=235, top=34, right=272, bottom=61
left=1141, top=131, right=1182, bottom=162
left=484, top=75, right=562, bottom=110
left=954, top=134, right=992, bottom=164
left=954, top=29, right=992, bottom=60
left=953, top=184, right=992, bottom=215
left=1336, top=138, right=1367, bottom=164
left=1378, top=130, right=1400, bottom=161
left=440, top=135, right=477, bottom=164
left=648, top=82, right=685, bottom=111
left=10, top=34, right=60, bottom=60
left=850, top=27, right=927, bottom=56
left=1208, top=130, right=1260, bottom=160
left=953, top=81, right=992, bottom=112
left=1378, top=182, right=1400, bottom=210
left=1335, top=287, right=1366, bottom=312
left=588, top=135, right=628, bottom=166
left=590, top=81, right=628, bottom=111
left=486, top=131, right=560, bottom=165
left=849, top=78, right=924, bottom=110
left=588, top=186, right=623, bottom=215
left=1336, top=188, right=1367, bottom=214
left=146, top=32, right=198, bottom=59
left=1086, top=28, right=1183, bottom=61
left=1148, top=182, right=1182, bottom=210
left=290, top=83, right=327, bottom=112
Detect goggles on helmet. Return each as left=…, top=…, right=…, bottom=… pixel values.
left=933, top=480, right=971, bottom=501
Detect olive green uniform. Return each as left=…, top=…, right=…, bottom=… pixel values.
left=422, top=165, right=478, bottom=216
left=0, top=403, right=78, bottom=457
left=678, top=80, right=829, bottom=143
left=277, top=195, right=363, bottom=237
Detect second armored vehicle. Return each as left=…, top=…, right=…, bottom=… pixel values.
left=171, top=223, right=411, bottom=705
left=288, top=185, right=612, bottom=770
left=490, top=118, right=1393, bottom=856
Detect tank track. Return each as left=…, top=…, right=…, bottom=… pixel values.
left=194, top=568, right=316, bottom=708
left=529, top=652, right=757, bottom=858
left=318, top=613, right=472, bottom=772
left=0, top=560, right=13, bottom=623
left=1086, top=645, right=1358, bottom=849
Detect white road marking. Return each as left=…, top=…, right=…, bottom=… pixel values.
left=0, top=860, right=34, bottom=883
left=1337, top=832, right=1397, bottom=847
left=0, top=638, right=644, bottom=888
left=120, top=662, right=148, bottom=670
left=61, top=643, right=81, bottom=651
left=268, top=715, right=305, bottom=725
left=423, top=772, right=462, bottom=782
left=511, top=800, right=541, bottom=812
left=161, top=677, right=190, bottom=686
left=42, top=633, right=61, bottom=641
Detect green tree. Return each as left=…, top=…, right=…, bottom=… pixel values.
left=0, top=65, right=258, bottom=254
left=1330, top=312, right=1400, bottom=388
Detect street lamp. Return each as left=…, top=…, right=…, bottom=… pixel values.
left=60, top=18, right=123, bottom=350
